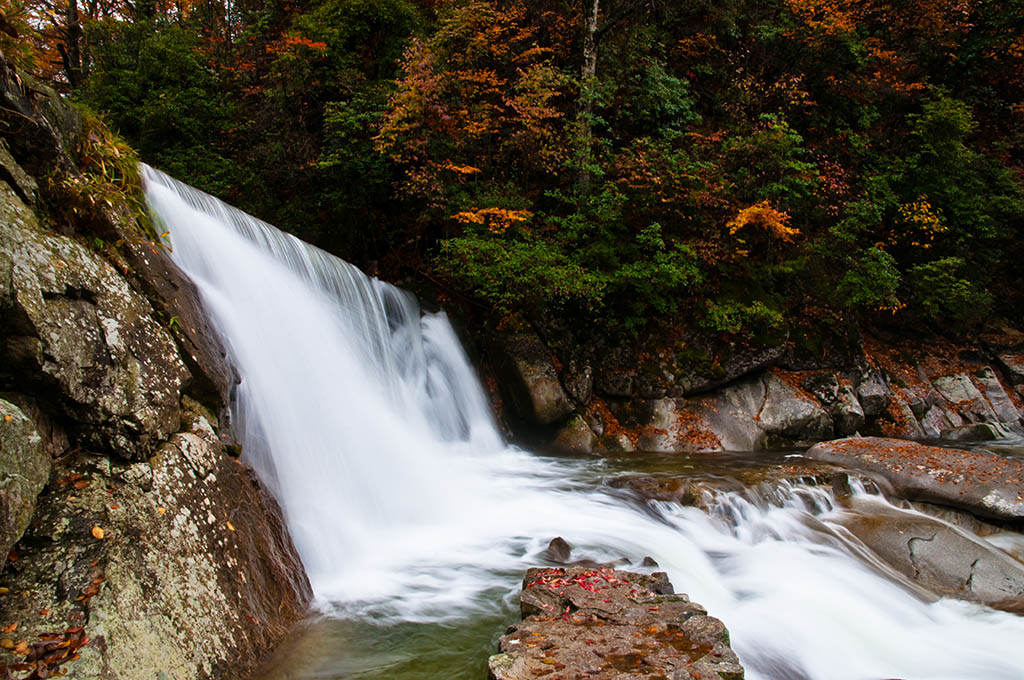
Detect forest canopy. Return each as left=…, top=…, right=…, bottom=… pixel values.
left=6, top=0, right=1024, bottom=342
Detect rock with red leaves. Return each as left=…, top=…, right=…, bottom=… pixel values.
left=488, top=567, right=744, bottom=680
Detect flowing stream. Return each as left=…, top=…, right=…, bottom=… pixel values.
left=143, top=166, right=1024, bottom=680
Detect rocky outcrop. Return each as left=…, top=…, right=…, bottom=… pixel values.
left=806, top=437, right=1024, bottom=522
left=0, top=53, right=310, bottom=679
left=1, top=179, right=189, bottom=460
left=0, top=402, right=310, bottom=680
left=489, top=567, right=743, bottom=680
left=486, top=323, right=1024, bottom=454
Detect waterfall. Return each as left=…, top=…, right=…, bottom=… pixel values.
left=143, top=165, right=1024, bottom=680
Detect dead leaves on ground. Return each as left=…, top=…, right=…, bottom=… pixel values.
left=0, top=626, right=90, bottom=679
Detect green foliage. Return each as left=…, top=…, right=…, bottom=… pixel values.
left=80, top=20, right=230, bottom=168
left=47, top=107, right=155, bottom=240
left=835, top=247, right=901, bottom=310
left=908, top=257, right=993, bottom=328
left=437, top=236, right=606, bottom=320
left=700, top=299, right=785, bottom=341
left=723, top=114, right=818, bottom=208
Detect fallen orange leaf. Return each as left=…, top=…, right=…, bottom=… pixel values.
left=91, top=526, right=105, bottom=540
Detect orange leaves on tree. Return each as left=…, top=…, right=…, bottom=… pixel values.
left=440, top=162, right=482, bottom=175
left=786, top=0, right=857, bottom=38
left=727, top=201, right=799, bottom=243
left=378, top=0, right=569, bottom=205
left=266, top=34, right=328, bottom=55
left=452, top=208, right=533, bottom=234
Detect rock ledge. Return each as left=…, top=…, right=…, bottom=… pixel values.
left=489, top=567, right=743, bottom=680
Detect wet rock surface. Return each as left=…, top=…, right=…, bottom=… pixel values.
left=489, top=567, right=743, bottom=680
left=488, top=311, right=1024, bottom=455
left=806, top=437, right=1024, bottom=522
left=0, top=182, right=189, bottom=460
left=838, top=498, right=1024, bottom=612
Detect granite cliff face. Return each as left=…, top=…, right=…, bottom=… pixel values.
left=0, top=53, right=310, bottom=678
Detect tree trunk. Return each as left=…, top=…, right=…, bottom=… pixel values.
left=577, top=0, right=599, bottom=194
left=61, top=0, right=82, bottom=87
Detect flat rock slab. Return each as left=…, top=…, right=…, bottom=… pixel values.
left=806, top=437, right=1024, bottom=522
left=489, top=567, right=744, bottom=680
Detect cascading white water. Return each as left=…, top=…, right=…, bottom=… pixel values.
left=143, top=165, right=1024, bottom=680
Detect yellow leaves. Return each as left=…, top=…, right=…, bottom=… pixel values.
left=225, top=521, right=235, bottom=532
left=727, top=201, right=800, bottom=242
left=90, top=526, right=105, bottom=540
left=452, top=208, right=533, bottom=234
left=892, top=195, right=946, bottom=249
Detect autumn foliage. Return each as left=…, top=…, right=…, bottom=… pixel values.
left=14, top=0, right=1024, bottom=342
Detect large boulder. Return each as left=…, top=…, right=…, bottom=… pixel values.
left=0, top=180, right=188, bottom=460
left=489, top=567, right=743, bottom=680
left=0, top=403, right=311, bottom=680
left=117, top=237, right=233, bottom=414
left=0, top=55, right=311, bottom=680
left=931, top=374, right=998, bottom=423
left=840, top=499, right=1024, bottom=612
left=973, top=367, right=1021, bottom=423
left=551, top=414, right=598, bottom=454
left=756, top=372, right=834, bottom=443
left=806, top=437, right=1024, bottom=522
left=489, top=330, right=573, bottom=426
left=0, top=399, right=50, bottom=560
left=855, top=366, right=891, bottom=417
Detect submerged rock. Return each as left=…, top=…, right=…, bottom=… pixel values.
left=489, top=567, right=744, bottom=680
left=806, top=437, right=1024, bottom=522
